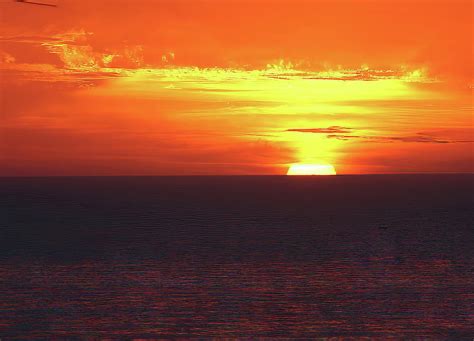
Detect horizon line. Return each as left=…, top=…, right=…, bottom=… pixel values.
left=1, top=172, right=473, bottom=178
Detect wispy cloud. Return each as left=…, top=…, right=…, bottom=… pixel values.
left=286, top=126, right=473, bottom=144
left=326, top=133, right=472, bottom=144
left=287, top=126, right=352, bottom=134
left=0, top=29, right=145, bottom=76
left=0, top=28, right=439, bottom=87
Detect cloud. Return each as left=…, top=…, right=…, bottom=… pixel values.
left=106, top=45, right=144, bottom=68
left=42, top=30, right=145, bottom=70
left=0, top=29, right=145, bottom=73
left=285, top=126, right=469, bottom=144
left=287, top=126, right=352, bottom=134
left=56, top=45, right=100, bottom=70
left=0, top=51, right=15, bottom=63
left=161, top=51, right=175, bottom=63
left=0, top=27, right=438, bottom=88
left=326, top=133, right=471, bottom=144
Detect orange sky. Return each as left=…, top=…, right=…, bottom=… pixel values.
left=0, top=0, right=472, bottom=175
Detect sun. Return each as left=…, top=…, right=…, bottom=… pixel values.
left=287, top=164, right=337, bottom=176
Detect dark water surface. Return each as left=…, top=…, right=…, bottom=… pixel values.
left=1, top=175, right=473, bottom=338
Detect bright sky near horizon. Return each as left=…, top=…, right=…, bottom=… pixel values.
left=0, top=0, right=472, bottom=175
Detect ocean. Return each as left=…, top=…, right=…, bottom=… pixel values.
left=1, top=175, right=473, bottom=338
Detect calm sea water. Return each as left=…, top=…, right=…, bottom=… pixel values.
left=1, top=175, right=473, bottom=338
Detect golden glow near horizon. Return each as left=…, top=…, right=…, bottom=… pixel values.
left=0, top=1, right=472, bottom=175
left=287, top=164, right=337, bottom=176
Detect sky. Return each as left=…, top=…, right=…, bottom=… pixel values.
left=0, top=0, right=472, bottom=175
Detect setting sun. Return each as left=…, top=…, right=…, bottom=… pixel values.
left=287, top=164, right=337, bottom=176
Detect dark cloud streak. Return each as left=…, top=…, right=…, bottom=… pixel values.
left=326, top=133, right=472, bottom=144
left=286, top=126, right=472, bottom=144
left=287, top=126, right=352, bottom=134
